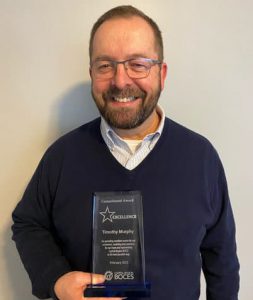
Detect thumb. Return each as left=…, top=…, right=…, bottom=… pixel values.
left=90, top=273, right=105, bottom=285
left=78, top=272, right=105, bottom=286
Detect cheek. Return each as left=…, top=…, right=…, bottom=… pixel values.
left=134, top=79, right=152, bottom=94
left=137, top=79, right=159, bottom=95
left=92, top=80, right=110, bottom=94
left=140, top=70, right=162, bottom=93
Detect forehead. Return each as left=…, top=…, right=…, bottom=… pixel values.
left=91, top=16, right=157, bottom=60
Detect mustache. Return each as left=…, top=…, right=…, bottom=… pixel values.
left=103, top=87, right=146, bottom=100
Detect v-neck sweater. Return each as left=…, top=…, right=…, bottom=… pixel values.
left=12, top=117, right=239, bottom=300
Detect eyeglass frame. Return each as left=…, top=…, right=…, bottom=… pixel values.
left=90, top=57, right=162, bottom=80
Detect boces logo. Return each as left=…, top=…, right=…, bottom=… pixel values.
left=104, top=271, right=135, bottom=281
left=104, top=271, right=113, bottom=281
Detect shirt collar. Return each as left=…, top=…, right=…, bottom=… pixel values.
left=100, top=105, right=165, bottom=150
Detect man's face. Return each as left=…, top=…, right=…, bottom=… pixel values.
left=90, top=16, right=167, bottom=130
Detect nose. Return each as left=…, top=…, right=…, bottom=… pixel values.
left=111, top=63, right=133, bottom=89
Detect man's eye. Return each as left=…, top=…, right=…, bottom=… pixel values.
left=97, top=63, right=112, bottom=71
left=129, top=61, right=147, bottom=70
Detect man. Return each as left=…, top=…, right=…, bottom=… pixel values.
left=12, top=5, right=240, bottom=300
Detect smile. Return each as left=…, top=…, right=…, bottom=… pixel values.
left=112, top=96, right=138, bottom=103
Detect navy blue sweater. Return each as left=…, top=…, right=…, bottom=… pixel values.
left=12, top=117, right=239, bottom=299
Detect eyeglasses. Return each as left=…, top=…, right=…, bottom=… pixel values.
left=90, top=57, right=162, bottom=80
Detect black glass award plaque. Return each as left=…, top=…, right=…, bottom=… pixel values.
left=85, top=191, right=150, bottom=297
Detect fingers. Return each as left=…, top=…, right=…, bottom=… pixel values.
left=54, top=271, right=124, bottom=300
left=54, top=271, right=105, bottom=300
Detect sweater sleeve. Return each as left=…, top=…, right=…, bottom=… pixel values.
left=200, top=150, right=240, bottom=300
left=12, top=150, right=72, bottom=299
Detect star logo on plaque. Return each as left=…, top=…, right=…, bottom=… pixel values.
left=100, top=206, right=116, bottom=223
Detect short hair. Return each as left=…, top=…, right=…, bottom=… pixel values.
left=89, top=5, right=164, bottom=61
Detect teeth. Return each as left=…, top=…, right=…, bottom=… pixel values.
left=113, top=96, right=136, bottom=103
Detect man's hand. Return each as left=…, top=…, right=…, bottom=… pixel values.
left=54, top=271, right=124, bottom=300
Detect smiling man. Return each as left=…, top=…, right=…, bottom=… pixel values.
left=90, top=15, right=166, bottom=138
left=12, top=5, right=239, bottom=300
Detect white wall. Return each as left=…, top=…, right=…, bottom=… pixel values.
left=1, top=0, right=252, bottom=299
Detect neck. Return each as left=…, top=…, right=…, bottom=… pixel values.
left=113, top=108, right=161, bottom=140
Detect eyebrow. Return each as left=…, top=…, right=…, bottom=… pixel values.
left=92, top=53, right=152, bottom=62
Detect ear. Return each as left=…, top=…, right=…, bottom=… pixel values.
left=160, top=62, right=167, bottom=90
left=89, top=67, right=92, bottom=78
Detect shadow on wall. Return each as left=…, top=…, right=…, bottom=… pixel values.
left=50, top=81, right=99, bottom=139
left=5, top=81, right=99, bottom=300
